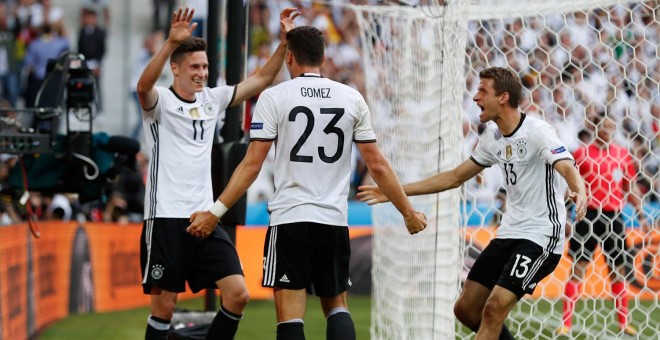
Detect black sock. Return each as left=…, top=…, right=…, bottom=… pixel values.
left=499, top=325, right=515, bottom=340
left=145, top=315, right=170, bottom=340
left=276, top=320, right=305, bottom=340
left=326, top=310, right=355, bottom=340
left=205, top=304, right=242, bottom=340
left=470, top=321, right=515, bottom=340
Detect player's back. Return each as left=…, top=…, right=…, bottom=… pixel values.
left=250, top=74, right=376, bottom=226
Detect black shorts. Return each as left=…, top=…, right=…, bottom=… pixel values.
left=262, top=222, right=351, bottom=297
left=467, top=238, right=561, bottom=298
left=568, top=208, right=630, bottom=267
left=140, top=218, right=244, bottom=294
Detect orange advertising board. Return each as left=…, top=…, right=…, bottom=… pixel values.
left=83, top=223, right=203, bottom=313
left=31, top=221, right=77, bottom=330
left=0, top=224, right=29, bottom=340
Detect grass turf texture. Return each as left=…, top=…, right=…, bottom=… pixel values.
left=38, top=295, right=371, bottom=339
left=39, top=297, right=659, bottom=339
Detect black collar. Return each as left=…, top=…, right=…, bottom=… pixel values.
left=502, top=113, right=526, bottom=138
left=169, top=86, right=196, bottom=104
left=297, top=73, right=323, bottom=78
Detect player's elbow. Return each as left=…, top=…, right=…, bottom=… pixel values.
left=136, top=81, right=152, bottom=97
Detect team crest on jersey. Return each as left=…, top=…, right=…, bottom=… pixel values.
left=151, top=264, right=164, bottom=280
left=515, top=140, right=527, bottom=159
left=203, top=102, right=214, bottom=116
left=505, top=145, right=512, bottom=160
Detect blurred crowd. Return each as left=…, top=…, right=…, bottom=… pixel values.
left=0, top=0, right=658, bottom=225
left=463, top=2, right=660, bottom=209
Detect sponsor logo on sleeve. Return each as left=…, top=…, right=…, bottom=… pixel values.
left=251, top=122, right=264, bottom=130
left=551, top=146, right=566, bottom=155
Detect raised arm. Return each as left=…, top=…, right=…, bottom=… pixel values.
left=356, top=142, right=427, bottom=234
left=357, top=158, right=483, bottom=205
left=554, top=159, right=587, bottom=221
left=229, top=8, right=300, bottom=106
left=136, top=7, right=197, bottom=110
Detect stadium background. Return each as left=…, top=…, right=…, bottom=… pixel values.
left=0, top=0, right=659, bottom=339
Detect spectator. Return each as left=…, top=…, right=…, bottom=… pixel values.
left=23, top=23, right=69, bottom=107
left=77, top=8, right=106, bottom=110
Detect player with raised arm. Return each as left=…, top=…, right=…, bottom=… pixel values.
left=137, top=7, right=299, bottom=340
left=187, top=26, right=427, bottom=340
left=358, top=67, right=587, bottom=340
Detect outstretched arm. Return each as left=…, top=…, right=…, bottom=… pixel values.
left=357, top=158, right=483, bottom=205
left=356, top=142, right=427, bottom=234
left=187, top=140, right=272, bottom=238
left=136, top=7, right=197, bottom=110
left=229, top=8, right=300, bottom=106
left=554, top=159, right=587, bottom=221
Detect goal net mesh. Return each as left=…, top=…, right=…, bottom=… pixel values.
left=354, top=0, right=659, bottom=339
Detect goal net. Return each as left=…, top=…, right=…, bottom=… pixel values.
left=354, top=0, right=659, bottom=339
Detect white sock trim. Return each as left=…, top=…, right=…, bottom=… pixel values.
left=147, top=315, right=171, bottom=331
left=327, top=307, right=350, bottom=319
left=220, top=307, right=243, bottom=321
left=278, top=319, right=304, bottom=326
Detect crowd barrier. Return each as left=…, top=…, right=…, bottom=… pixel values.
left=0, top=222, right=658, bottom=339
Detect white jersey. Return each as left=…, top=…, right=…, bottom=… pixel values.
left=250, top=74, right=377, bottom=226
left=143, top=85, right=236, bottom=219
left=470, top=114, right=573, bottom=254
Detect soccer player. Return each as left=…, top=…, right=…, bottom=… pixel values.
left=357, top=67, right=588, bottom=340
left=137, top=7, right=299, bottom=340
left=559, top=114, right=648, bottom=336
left=187, top=26, right=428, bottom=340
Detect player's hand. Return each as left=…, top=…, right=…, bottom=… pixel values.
left=279, top=8, right=300, bottom=42
left=569, top=191, right=587, bottom=221
left=168, top=7, right=197, bottom=44
left=356, top=185, right=390, bottom=205
left=405, top=211, right=427, bottom=235
left=187, top=210, right=218, bottom=238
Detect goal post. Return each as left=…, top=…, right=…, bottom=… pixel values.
left=354, top=0, right=659, bottom=339
left=354, top=3, right=469, bottom=339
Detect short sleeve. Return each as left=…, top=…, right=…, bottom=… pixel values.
left=143, top=86, right=165, bottom=121
left=250, top=90, right=277, bottom=141
left=211, top=85, right=237, bottom=111
left=470, top=129, right=497, bottom=167
left=354, top=96, right=377, bottom=143
left=535, top=125, right=574, bottom=166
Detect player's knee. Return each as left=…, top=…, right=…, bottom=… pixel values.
left=151, top=298, right=177, bottom=320
left=453, top=300, right=476, bottom=326
left=481, top=299, right=505, bottom=324
left=225, top=287, right=250, bottom=310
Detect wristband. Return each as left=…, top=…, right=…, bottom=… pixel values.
left=209, top=200, right=229, bottom=218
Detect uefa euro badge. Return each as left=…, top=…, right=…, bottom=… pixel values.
left=505, top=145, right=512, bottom=160
left=151, top=264, right=164, bottom=280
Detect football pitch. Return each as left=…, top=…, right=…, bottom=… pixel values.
left=39, top=296, right=658, bottom=339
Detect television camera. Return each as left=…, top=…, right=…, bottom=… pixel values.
left=1, top=52, right=140, bottom=204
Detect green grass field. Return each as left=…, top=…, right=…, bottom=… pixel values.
left=38, top=296, right=371, bottom=340
left=39, top=296, right=659, bottom=339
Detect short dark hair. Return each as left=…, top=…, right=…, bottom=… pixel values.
left=286, top=26, right=324, bottom=66
left=171, top=37, right=207, bottom=64
left=479, top=67, right=522, bottom=108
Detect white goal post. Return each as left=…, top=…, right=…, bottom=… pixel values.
left=354, top=0, right=659, bottom=339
